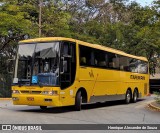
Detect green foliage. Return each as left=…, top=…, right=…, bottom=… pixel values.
left=41, top=4, right=71, bottom=37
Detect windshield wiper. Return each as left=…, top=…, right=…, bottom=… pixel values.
left=39, top=82, right=43, bottom=88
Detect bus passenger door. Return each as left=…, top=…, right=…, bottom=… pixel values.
left=79, top=45, right=95, bottom=99
left=59, top=41, right=76, bottom=105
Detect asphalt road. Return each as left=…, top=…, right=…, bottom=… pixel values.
left=0, top=95, right=159, bottom=133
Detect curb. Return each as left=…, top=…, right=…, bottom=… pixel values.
left=0, top=98, right=12, bottom=100
left=148, top=102, right=160, bottom=111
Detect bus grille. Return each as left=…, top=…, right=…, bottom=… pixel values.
left=144, top=83, right=147, bottom=94
left=20, top=91, right=42, bottom=94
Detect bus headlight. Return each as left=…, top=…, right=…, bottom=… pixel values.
left=42, top=91, right=58, bottom=95
left=12, top=90, right=20, bottom=94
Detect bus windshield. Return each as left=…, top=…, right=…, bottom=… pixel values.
left=13, top=42, right=60, bottom=86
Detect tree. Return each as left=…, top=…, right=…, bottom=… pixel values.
left=0, top=0, right=37, bottom=97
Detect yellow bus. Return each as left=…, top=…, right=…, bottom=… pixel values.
left=12, top=37, right=149, bottom=111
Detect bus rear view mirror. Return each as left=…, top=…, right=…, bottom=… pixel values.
left=60, top=57, right=65, bottom=74
left=60, top=57, right=68, bottom=74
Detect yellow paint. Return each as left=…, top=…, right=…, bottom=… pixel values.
left=12, top=37, right=149, bottom=107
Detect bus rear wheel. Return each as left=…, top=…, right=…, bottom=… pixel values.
left=75, top=91, right=82, bottom=111
left=40, top=106, right=47, bottom=110
left=125, top=89, right=131, bottom=104
left=132, top=89, right=138, bottom=103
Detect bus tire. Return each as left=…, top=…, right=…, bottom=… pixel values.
left=40, top=106, right=47, bottom=110
left=132, top=89, right=138, bottom=103
left=75, top=91, right=82, bottom=111
left=125, top=89, right=131, bottom=104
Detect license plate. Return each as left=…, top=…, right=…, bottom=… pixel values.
left=27, top=97, right=34, bottom=101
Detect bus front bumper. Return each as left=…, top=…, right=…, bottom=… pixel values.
left=12, top=94, right=62, bottom=107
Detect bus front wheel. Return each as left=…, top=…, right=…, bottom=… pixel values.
left=125, top=89, right=131, bottom=104
left=75, top=91, right=82, bottom=111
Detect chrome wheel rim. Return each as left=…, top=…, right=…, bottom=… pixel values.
left=127, top=93, right=131, bottom=103
left=134, top=93, right=137, bottom=101
left=80, top=96, right=82, bottom=104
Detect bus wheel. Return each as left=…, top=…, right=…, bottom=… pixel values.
left=40, top=106, right=47, bottom=110
left=125, top=89, right=131, bottom=104
left=132, top=89, right=138, bottom=103
left=75, top=91, right=82, bottom=111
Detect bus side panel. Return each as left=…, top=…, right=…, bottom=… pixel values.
left=119, top=72, right=149, bottom=98
left=78, top=67, right=95, bottom=101
left=117, top=71, right=128, bottom=95
left=59, top=81, right=80, bottom=106
left=92, top=69, right=120, bottom=96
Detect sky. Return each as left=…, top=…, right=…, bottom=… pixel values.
left=0, top=0, right=155, bottom=7
left=131, top=0, right=154, bottom=6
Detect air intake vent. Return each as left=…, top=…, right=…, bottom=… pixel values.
left=21, top=91, right=42, bottom=94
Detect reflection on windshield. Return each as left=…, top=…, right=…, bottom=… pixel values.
left=33, top=42, right=59, bottom=75
left=14, top=42, right=60, bottom=86
left=17, top=44, right=35, bottom=84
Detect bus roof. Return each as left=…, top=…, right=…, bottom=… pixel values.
left=19, top=37, right=148, bottom=61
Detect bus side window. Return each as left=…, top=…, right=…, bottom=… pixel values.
left=105, top=54, right=109, bottom=67
left=113, top=57, right=119, bottom=69
left=79, top=45, right=93, bottom=66
left=109, top=62, right=117, bottom=69
left=98, top=61, right=106, bottom=67
left=119, top=56, right=129, bottom=71
left=90, top=52, right=94, bottom=66
left=80, top=57, right=87, bottom=65
left=95, top=50, right=107, bottom=68
left=108, top=53, right=119, bottom=69
left=62, top=42, right=69, bottom=56
left=120, top=65, right=124, bottom=70
left=128, top=58, right=137, bottom=72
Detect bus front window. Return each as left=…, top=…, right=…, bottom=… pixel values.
left=13, top=42, right=60, bottom=86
